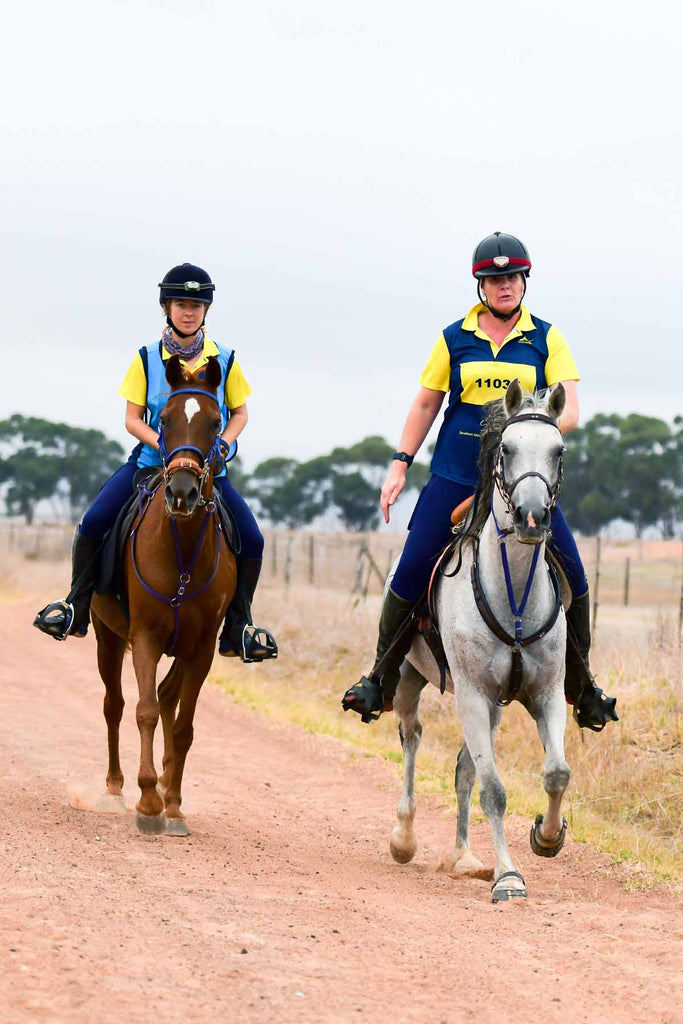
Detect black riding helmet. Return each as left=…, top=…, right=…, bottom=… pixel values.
left=472, top=232, right=531, bottom=321
left=159, top=263, right=215, bottom=337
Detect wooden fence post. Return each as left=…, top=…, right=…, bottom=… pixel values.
left=678, top=577, right=683, bottom=650
left=623, top=557, right=630, bottom=607
left=592, top=534, right=601, bottom=635
left=308, top=534, right=315, bottom=585
left=284, top=535, right=293, bottom=586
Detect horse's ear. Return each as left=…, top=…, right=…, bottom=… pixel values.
left=203, top=356, right=222, bottom=392
left=504, top=378, right=524, bottom=419
left=547, top=382, right=566, bottom=421
left=166, top=354, right=189, bottom=388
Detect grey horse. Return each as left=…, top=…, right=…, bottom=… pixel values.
left=389, top=380, right=570, bottom=903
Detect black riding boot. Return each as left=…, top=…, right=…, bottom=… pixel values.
left=341, top=587, right=416, bottom=723
left=218, top=557, right=278, bottom=662
left=565, top=591, right=618, bottom=731
left=33, top=531, right=101, bottom=640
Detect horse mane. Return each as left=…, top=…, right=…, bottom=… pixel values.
left=465, top=389, right=552, bottom=538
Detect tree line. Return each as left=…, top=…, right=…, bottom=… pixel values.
left=1, top=412, right=681, bottom=536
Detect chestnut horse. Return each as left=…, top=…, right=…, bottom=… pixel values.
left=91, top=355, right=236, bottom=836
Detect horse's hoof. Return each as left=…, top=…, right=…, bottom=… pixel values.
left=164, top=817, right=190, bottom=837
left=491, top=871, right=528, bottom=903
left=530, top=813, right=567, bottom=858
left=136, top=811, right=167, bottom=835
left=390, top=826, right=417, bottom=864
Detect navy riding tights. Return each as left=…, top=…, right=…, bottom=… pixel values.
left=391, top=474, right=588, bottom=604
left=79, top=454, right=264, bottom=559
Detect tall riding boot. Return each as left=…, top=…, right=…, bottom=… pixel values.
left=218, top=557, right=278, bottom=662
left=33, top=531, right=101, bottom=640
left=341, top=588, right=417, bottom=723
left=565, top=591, right=618, bottom=731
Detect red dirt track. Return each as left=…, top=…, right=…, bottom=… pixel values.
left=2, top=598, right=682, bottom=1024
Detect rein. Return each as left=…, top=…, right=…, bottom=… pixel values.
left=471, top=533, right=563, bottom=706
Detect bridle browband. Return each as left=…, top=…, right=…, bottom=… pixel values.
left=493, top=412, right=564, bottom=519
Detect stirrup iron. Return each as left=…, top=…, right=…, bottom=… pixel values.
left=33, top=600, right=75, bottom=641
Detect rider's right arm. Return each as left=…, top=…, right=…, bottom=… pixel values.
left=380, top=386, right=445, bottom=522
left=125, top=402, right=160, bottom=449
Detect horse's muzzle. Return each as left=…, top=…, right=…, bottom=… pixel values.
left=165, top=471, right=200, bottom=517
left=512, top=504, right=551, bottom=544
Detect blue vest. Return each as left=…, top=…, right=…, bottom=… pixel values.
left=430, top=313, right=552, bottom=485
left=135, top=340, right=235, bottom=469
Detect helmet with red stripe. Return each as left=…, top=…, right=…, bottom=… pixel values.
left=472, top=232, right=531, bottom=279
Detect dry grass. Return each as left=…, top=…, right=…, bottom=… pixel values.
left=3, top=541, right=682, bottom=885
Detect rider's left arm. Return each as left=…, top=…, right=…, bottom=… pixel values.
left=222, top=403, right=248, bottom=446
left=554, top=380, right=579, bottom=434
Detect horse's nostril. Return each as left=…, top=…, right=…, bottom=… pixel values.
left=188, top=486, right=198, bottom=506
left=165, top=486, right=174, bottom=506
left=541, top=508, right=551, bottom=530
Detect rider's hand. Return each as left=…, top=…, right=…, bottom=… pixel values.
left=380, top=462, right=408, bottom=523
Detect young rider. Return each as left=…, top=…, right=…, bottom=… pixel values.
left=342, top=232, right=617, bottom=732
left=34, top=263, right=277, bottom=663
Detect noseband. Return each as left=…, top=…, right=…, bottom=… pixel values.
left=493, top=412, right=564, bottom=515
left=158, top=387, right=228, bottom=500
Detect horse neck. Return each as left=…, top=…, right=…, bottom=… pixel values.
left=477, top=493, right=552, bottom=629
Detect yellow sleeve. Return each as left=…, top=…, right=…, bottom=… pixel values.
left=419, top=334, right=451, bottom=392
left=118, top=353, right=148, bottom=406
left=545, top=326, right=580, bottom=385
left=225, top=357, right=252, bottom=409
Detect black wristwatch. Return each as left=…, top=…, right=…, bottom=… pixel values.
left=392, top=451, right=414, bottom=467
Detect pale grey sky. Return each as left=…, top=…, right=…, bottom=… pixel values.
left=2, top=0, right=681, bottom=473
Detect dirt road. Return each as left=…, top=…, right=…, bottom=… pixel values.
left=2, top=598, right=681, bottom=1024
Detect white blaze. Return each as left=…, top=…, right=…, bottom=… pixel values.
left=184, top=397, right=201, bottom=424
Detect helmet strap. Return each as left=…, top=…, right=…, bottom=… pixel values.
left=166, top=313, right=207, bottom=339
left=477, top=277, right=527, bottom=322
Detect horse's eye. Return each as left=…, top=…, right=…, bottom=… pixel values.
left=212, top=418, right=222, bottom=432
left=501, top=444, right=509, bottom=456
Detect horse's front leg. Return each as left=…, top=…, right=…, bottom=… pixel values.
left=131, top=630, right=166, bottom=829
left=529, top=688, right=571, bottom=857
left=456, top=690, right=526, bottom=902
left=161, top=645, right=215, bottom=837
left=389, top=663, right=427, bottom=864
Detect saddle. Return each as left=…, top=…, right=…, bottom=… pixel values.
left=96, top=470, right=241, bottom=621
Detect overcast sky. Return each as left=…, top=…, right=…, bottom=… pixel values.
left=2, top=0, right=681, bottom=477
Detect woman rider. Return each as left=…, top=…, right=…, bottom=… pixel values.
left=342, top=232, right=617, bottom=732
left=34, top=263, right=278, bottom=663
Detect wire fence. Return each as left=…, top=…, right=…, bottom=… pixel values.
left=2, top=522, right=681, bottom=615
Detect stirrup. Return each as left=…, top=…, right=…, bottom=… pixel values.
left=33, top=600, right=75, bottom=641
left=573, top=688, right=618, bottom=732
left=341, top=675, right=385, bottom=724
left=240, top=624, right=278, bottom=664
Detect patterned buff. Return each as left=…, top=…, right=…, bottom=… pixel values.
left=162, top=327, right=205, bottom=360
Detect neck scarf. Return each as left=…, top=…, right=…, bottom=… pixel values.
left=162, top=327, right=205, bottom=360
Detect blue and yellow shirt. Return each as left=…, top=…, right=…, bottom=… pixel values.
left=119, top=336, right=252, bottom=468
left=422, top=304, right=579, bottom=485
